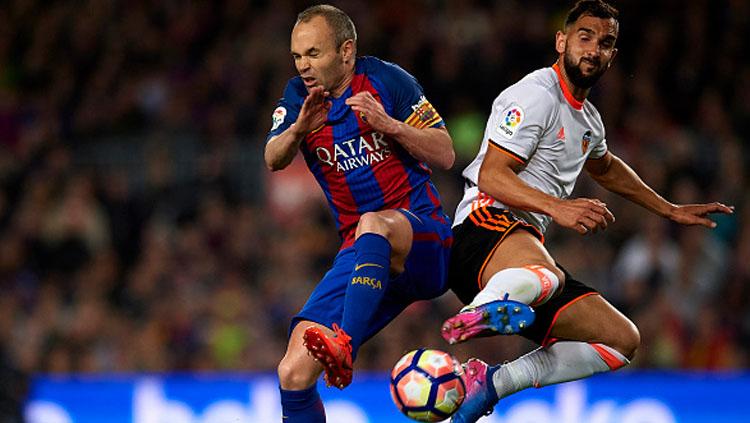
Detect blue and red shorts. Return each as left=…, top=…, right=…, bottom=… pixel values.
left=290, top=208, right=452, bottom=343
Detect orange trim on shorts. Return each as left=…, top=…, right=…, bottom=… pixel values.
left=478, top=216, right=512, bottom=232
left=483, top=208, right=512, bottom=226
left=540, top=291, right=599, bottom=347
left=474, top=206, right=545, bottom=244
left=469, top=206, right=511, bottom=232
left=469, top=210, right=482, bottom=226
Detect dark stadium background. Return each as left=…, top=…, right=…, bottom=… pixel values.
left=0, top=0, right=748, bottom=421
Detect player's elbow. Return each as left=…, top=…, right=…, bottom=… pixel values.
left=266, top=159, right=284, bottom=172
left=428, top=129, right=455, bottom=170
left=435, top=149, right=455, bottom=170
left=264, top=150, right=287, bottom=172
left=264, top=157, right=281, bottom=172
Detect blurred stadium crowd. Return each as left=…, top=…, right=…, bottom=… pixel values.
left=0, top=0, right=749, bottom=412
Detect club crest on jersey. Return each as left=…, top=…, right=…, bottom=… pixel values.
left=581, top=130, right=592, bottom=154
left=271, top=106, right=287, bottom=131
left=315, top=131, right=392, bottom=172
left=497, top=105, right=524, bottom=139
left=406, top=96, right=441, bottom=129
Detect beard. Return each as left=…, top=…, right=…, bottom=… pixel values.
left=563, top=51, right=607, bottom=89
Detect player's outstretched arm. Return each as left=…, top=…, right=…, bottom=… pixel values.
left=265, top=86, right=331, bottom=171
left=479, top=146, right=614, bottom=235
left=667, top=203, right=735, bottom=228
left=345, top=91, right=455, bottom=170
left=585, top=151, right=734, bottom=228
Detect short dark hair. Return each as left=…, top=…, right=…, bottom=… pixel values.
left=297, top=4, right=357, bottom=48
left=564, top=0, right=619, bottom=29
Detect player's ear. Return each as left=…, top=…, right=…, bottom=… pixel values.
left=609, top=48, right=618, bottom=65
left=341, top=39, right=355, bottom=64
left=555, top=30, right=566, bottom=54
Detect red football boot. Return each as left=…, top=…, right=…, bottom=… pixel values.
left=303, top=323, right=354, bottom=389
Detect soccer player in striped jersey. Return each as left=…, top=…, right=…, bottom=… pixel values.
left=265, top=5, right=455, bottom=422
left=441, top=1, right=734, bottom=422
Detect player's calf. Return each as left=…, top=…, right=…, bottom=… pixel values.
left=599, top=317, right=640, bottom=361
left=278, top=331, right=325, bottom=390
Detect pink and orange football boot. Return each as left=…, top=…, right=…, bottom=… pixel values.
left=451, top=358, right=500, bottom=423
left=442, top=294, right=535, bottom=344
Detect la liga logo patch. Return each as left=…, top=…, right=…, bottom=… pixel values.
left=497, top=105, right=524, bottom=139
left=504, top=108, right=522, bottom=127
left=271, top=106, right=287, bottom=131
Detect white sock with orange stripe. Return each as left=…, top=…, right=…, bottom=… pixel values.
left=491, top=341, right=629, bottom=399
left=466, top=265, right=559, bottom=310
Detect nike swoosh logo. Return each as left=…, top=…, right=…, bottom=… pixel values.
left=355, top=263, right=385, bottom=271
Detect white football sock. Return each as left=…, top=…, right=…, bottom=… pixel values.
left=467, top=265, right=560, bottom=309
left=492, top=341, right=629, bottom=399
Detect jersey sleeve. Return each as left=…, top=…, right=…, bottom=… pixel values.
left=376, top=61, right=445, bottom=129
left=486, top=84, right=555, bottom=163
left=265, top=80, right=303, bottom=143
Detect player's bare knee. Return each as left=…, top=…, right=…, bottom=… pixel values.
left=611, top=320, right=640, bottom=360
left=357, top=212, right=391, bottom=238
left=277, top=356, right=317, bottom=390
left=620, top=322, right=641, bottom=360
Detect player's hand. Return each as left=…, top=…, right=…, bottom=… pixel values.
left=549, top=198, right=615, bottom=235
left=345, top=91, right=399, bottom=135
left=295, top=86, right=331, bottom=135
left=667, top=202, right=734, bottom=228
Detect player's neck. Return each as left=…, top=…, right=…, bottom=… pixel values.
left=329, top=66, right=355, bottom=98
left=554, top=59, right=590, bottom=103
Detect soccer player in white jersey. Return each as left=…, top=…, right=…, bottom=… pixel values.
left=441, top=1, right=734, bottom=422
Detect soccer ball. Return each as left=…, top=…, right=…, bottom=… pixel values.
left=390, top=349, right=466, bottom=422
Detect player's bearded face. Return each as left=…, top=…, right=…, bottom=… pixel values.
left=561, top=16, right=618, bottom=89
left=563, top=48, right=608, bottom=89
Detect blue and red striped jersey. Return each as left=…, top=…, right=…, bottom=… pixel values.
left=267, top=56, right=449, bottom=249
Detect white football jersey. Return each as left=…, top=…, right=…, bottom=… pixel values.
left=454, top=64, right=608, bottom=233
